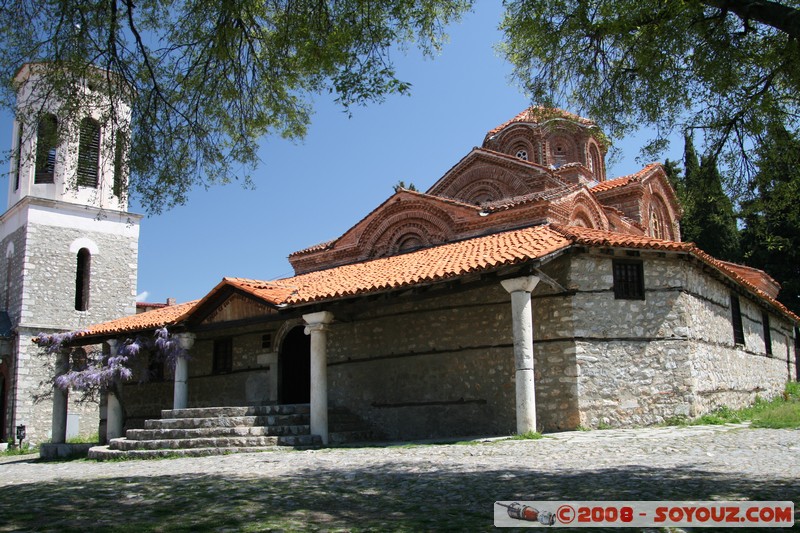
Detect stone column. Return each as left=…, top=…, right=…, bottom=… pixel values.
left=173, top=333, right=196, bottom=410
left=105, top=339, right=124, bottom=440
left=501, top=275, right=541, bottom=434
left=50, top=350, right=69, bottom=444
left=303, top=311, right=334, bottom=445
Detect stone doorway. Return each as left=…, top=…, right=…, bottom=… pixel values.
left=279, top=326, right=310, bottom=404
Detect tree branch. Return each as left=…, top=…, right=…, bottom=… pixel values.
left=702, top=0, right=800, bottom=40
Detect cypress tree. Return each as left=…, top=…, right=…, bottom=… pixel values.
left=680, top=133, right=740, bottom=261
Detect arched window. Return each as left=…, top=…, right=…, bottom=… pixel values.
left=113, top=131, right=127, bottom=197
left=77, top=117, right=100, bottom=187
left=589, top=143, right=603, bottom=181
left=35, top=114, right=58, bottom=184
left=75, top=248, right=91, bottom=311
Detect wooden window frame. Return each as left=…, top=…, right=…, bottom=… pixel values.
left=612, top=259, right=645, bottom=300
left=762, top=311, right=772, bottom=355
left=77, top=117, right=100, bottom=188
left=212, top=338, right=233, bottom=374
left=35, top=114, right=58, bottom=184
left=730, top=294, right=745, bottom=346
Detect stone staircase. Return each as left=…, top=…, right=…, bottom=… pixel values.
left=88, top=404, right=373, bottom=460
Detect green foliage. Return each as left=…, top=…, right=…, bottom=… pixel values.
left=740, top=123, right=800, bottom=314
left=508, top=430, right=544, bottom=440
left=500, top=0, right=800, bottom=182
left=1, top=442, right=38, bottom=456
left=66, top=432, right=100, bottom=444
left=0, top=0, right=472, bottom=214
left=393, top=180, right=418, bottom=192
left=679, top=133, right=740, bottom=261
left=662, top=382, right=800, bottom=428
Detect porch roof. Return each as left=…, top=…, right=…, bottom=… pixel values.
left=76, top=223, right=799, bottom=341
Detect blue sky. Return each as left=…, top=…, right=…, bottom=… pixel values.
left=0, top=3, right=682, bottom=305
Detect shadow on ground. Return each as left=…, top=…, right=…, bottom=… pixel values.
left=0, top=459, right=796, bottom=532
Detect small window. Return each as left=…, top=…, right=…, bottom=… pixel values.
left=213, top=338, right=233, bottom=374
left=77, top=117, right=100, bottom=187
left=35, top=114, right=58, bottom=184
left=515, top=149, right=528, bottom=161
left=612, top=260, right=645, bottom=300
left=13, top=123, right=23, bottom=191
left=261, top=333, right=272, bottom=350
left=762, top=311, right=772, bottom=355
left=730, top=294, right=745, bottom=346
left=74, top=248, right=91, bottom=311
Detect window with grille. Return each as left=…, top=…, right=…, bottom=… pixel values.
left=35, top=114, right=58, bottom=184
left=77, top=117, right=100, bottom=187
left=74, top=248, right=91, bottom=311
left=730, top=294, right=745, bottom=346
left=762, top=311, right=772, bottom=355
left=213, top=338, right=233, bottom=374
left=612, top=260, right=645, bottom=300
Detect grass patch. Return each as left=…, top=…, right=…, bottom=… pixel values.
left=66, top=432, right=99, bottom=444
left=507, top=430, right=544, bottom=440
left=1, top=443, right=38, bottom=456
left=661, top=382, right=800, bottom=429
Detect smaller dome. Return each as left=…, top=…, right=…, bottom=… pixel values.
left=485, top=106, right=596, bottom=140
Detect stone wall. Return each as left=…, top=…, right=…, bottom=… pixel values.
left=569, top=251, right=796, bottom=428
left=324, top=265, right=579, bottom=439
left=122, top=327, right=279, bottom=426
left=2, top=207, right=138, bottom=443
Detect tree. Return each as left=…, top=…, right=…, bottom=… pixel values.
left=0, top=0, right=472, bottom=213
left=500, top=1, right=800, bottom=188
left=679, top=133, right=740, bottom=261
left=740, top=123, right=800, bottom=314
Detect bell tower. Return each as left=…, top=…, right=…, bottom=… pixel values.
left=0, top=63, right=142, bottom=444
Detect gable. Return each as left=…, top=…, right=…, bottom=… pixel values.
left=200, top=292, right=277, bottom=325
left=426, top=148, right=561, bottom=203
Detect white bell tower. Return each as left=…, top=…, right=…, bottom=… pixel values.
left=0, top=63, right=142, bottom=444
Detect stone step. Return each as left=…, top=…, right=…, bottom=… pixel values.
left=109, top=436, right=281, bottom=451
left=144, top=413, right=309, bottom=430
left=127, top=424, right=311, bottom=441
left=88, top=445, right=288, bottom=461
left=160, top=404, right=310, bottom=419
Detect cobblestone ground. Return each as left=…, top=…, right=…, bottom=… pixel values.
left=0, top=424, right=797, bottom=532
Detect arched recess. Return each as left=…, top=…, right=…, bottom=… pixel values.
left=587, top=141, right=605, bottom=181
left=359, top=203, right=455, bottom=259
left=647, top=194, right=674, bottom=240
left=547, top=134, right=579, bottom=168
left=457, top=180, right=506, bottom=205
left=443, top=166, right=529, bottom=203
left=568, top=192, right=609, bottom=231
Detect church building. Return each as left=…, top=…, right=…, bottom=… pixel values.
left=0, top=64, right=141, bottom=444
left=65, top=107, right=798, bottom=456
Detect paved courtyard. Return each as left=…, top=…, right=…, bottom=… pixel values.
left=0, top=424, right=797, bottom=531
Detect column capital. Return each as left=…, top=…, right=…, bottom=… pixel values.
left=303, top=310, right=334, bottom=326
left=175, top=332, right=196, bottom=350
left=501, top=275, right=540, bottom=294
left=106, top=338, right=119, bottom=352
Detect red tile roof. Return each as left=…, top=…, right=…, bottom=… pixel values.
left=591, top=164, right=659, bottom=193
left=77, top=223, right=798, bottom=339
left=486, top=107, right=596, bottom=137
left=718, top=261, right=781, bottom=299
left=82, top=300, right=199, bottom=337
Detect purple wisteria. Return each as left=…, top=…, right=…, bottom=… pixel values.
left=34, top=327, right=188, bottom=392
